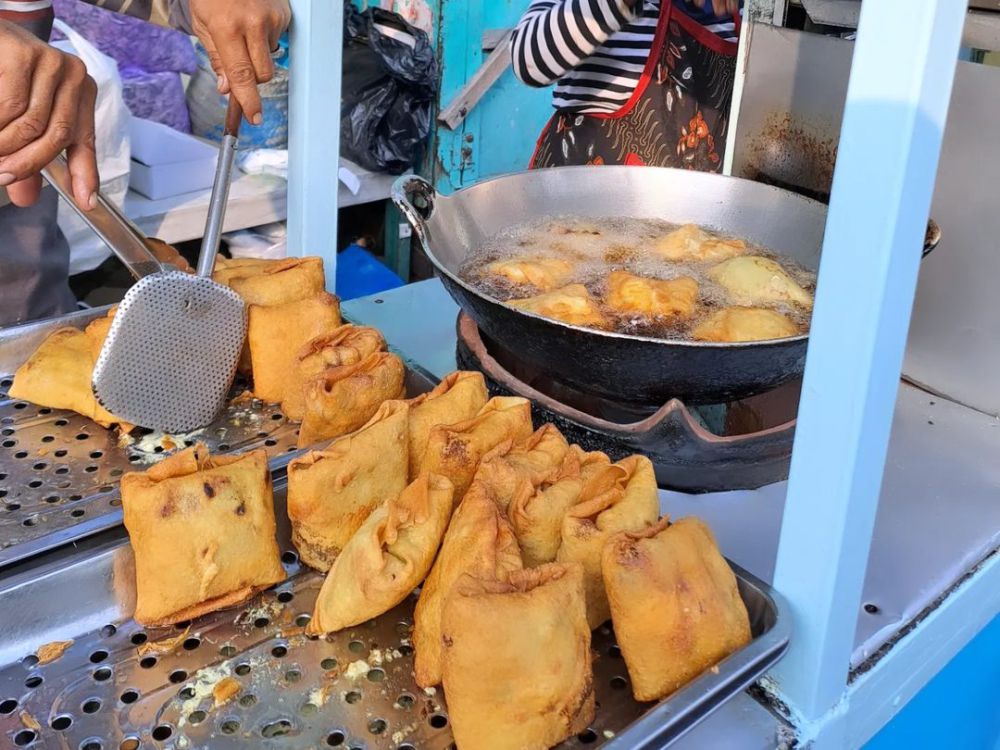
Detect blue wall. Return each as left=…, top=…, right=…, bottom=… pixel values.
left=865, top=614, right=1000, bottom=750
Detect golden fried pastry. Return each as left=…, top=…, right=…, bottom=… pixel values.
left=603, top=517, right=751, bottom=701
left=307, top=473, right=454, bottom=634
left=10, top=328, right=126, bottom=429
left=441, top=564, right=595, bottom=750
left=708, top=256, right=813, bottom=310
left=482, top=256, right=574, bottom=291
left=248, top=292, right=341, bottom=404
left=606, top=270, right=699, bottom=320
left=419, top=396, right=534, bottom=502
left=691, top=307, right=799, bottom=343
left=282, top=325, right=387, bottom=421
left=83, top=307, right=117, bottom=361
left=406, top=371, right=489, bottom=479
left=509, top=446, right=612, bottom=568
left=654, top=223, right=747, bottom=263
left=508, top=284, right=607, bottom=329
left=413, top=480, right=523, bottom=688
left=297, top=351, right=406, bottom=448
left=214, top=256, right=326, bottom=307
left=121, top=444, right=285, bottom=626
left=470, top=424, right=571, bottom=510
left=287, top=400, right=409, bottom=571
left=557, top=455, right=659, bottom=628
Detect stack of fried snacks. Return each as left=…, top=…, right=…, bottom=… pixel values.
left=213, top=256, right=326, bottom=307
left=287, top=400, right=408, bottom=571
left=308, top=472, right=454, bottom=634
left=121, top=443, right=285, bottom=626
left=469, top=424, right=570, bottom=511
left=603, top=517, right=751, bottom=701
left=440, top=564, right=595, bottom=750
left=405, top=371, right=489, bottom=478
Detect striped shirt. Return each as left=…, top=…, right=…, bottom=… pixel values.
left=511, top=0, right=741, bottom=114
left=1, top=0, right=191, bottom=40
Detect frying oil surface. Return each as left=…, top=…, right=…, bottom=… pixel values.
left=459, top=216, right=817, bottom=342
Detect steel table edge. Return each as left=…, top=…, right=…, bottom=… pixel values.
left=605, top=563, right=793, bottom=750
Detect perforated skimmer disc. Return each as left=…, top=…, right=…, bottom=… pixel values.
left=93, top=274, right=246, bottom=433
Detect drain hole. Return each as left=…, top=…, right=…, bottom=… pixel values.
left=271, top=645, right=288, bottom=658
left=608, top=644, right=622, bottom=658
left=27, top=480, right=42, bottom=488
left=75, top=433, right=89, bottom=441
left=51, top=715, right=73, bottom=731
left=285, top=668, right=301, bottom=683
left=300, top=701, right=319, bottom=716
left=22, top=654, right=39, bottom=668
left=24, top=675, right=43, bottom=689
left=55, top=466, right=69, bottom=475
left=264, top=438, right=278, bottom=447
left=85, top=465, right=98, bottom=473
left=326, top=731, right=346, bottom=747
left=32, top=462, right=47, bottom=471
left=183, top=637, right=201, bottom=651
left=281, top=550, right=298, bottom=565
left=178, top=687, right=196, bottom=700
left=13, top=730, right=36, bottom=747
left=0, top=699, right=17, bottom=714
left=578, top=728, right=598, bottom=743
left=395, top=693, right=414, bottom=709
left=14, top=450, right=28, bottom=459
left=41, top=435, right=55, bottom=443
left=120, top=689, right=140, bottom=704
left=399, top=745, right=417, bottom=750
left=188, top=710, right=207, bottom=725
left=120, top=738, right=140, bottom=750
left=218, top=443, right=230, bottom=451
left=397, top=643, right=414, bottom=657
left=294, top=613, right=311, bottom=627
left=1, top=440, right=15, bottom=449
left=54, top=449, right=68, bottom=457
left=395, top=621, right=412, bottom=637
left=221, top=719, right=241, bottom=735
left=864, top=602, right=880, bottom=614
left=110, top=468, right=124, bottom=477
left=151, top=724, right=173, bottom=741
left=82, top=698, right=102, bottom=714
left=89, top=451, right=103, bottom=459
left=348, top=640, right=365, bottom=654
left=220, top=644, right=237, bottom=657
left=234, top=663, right=251, bottom=676
left=44, top=495, right=60, bottom=503
left=70, top=509, right=85, bottom=518
left=321, top=657, right=338, bottom=670
left=5, top=503, right=20, bottom=511
left=100, top=624, right=117, bottom=638
left=261, top=719, right=293, bottom=738
left=367, top=668, right=385, bottom=682
left=169, top=669, right=188, bottom=684
left=271, top=413, right=284, bottom=421
left=13, top=402, right=26, bottom=410
left=239, top=693, right=257, bottom=708
left=93, top=667, right=113, bottom=682
left=254, top=616, right=270, bottom=628
left=277, top=590, right=294, bottom=603
left=22, top=517, right=37, bottom=528
left=344, top=691, right=362, bottom=704
left=54, top=419, right=69, bottom=427
left=610, top=675, right=628, bottom=690
left=139, top=656, right=157, bottom=669
left=369, top=718, right=387, bottom=735
left=69, top=494, right=82, bottom=502
left=130, top=632, right=147, bottom=646
left=429, top=714, right=448, bottom=729
left=89, top=649, right=109, bottom=664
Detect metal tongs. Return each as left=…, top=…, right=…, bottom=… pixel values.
left=42, top=98, right=248, bottom=432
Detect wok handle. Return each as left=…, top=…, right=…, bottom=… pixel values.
left=391, top=175, right=437, bottom=241
left=923, top=218, right=941, bottom=258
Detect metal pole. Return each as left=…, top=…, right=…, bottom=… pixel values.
left=287, top=0, right=342, bottom=290
left=768, top=0, right=966, bottom=732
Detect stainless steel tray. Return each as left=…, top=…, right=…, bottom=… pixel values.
left=0, top=483, right=790, bottom=750
left=0, top=306, right=438, bottom=571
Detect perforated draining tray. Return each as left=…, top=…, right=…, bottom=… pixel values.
left=0, top=485, right=790, bottom=750
left=0, top=306, right=436, bottom=570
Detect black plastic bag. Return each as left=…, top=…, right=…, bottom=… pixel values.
left=341, top=3, right=437, bottom=175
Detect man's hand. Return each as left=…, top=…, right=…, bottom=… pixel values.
left=692, top=0, right=740, bottom=18
left=189, top=0, right=292, bottom=126
left=0, top=20, right=98, bottom=210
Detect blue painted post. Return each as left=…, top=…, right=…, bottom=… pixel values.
left=287, top=0, right=342, bottom=289
left=768, top=0, right=966, bottom=729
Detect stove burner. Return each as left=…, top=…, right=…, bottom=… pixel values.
left=456, top=313, right=799, bottom=493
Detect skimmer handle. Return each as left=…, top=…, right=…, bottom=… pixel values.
left=41, top=154, right=163, bottom=280
left=197, top=97, right=243, bottom=277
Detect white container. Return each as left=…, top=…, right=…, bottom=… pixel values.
left=129, top=117, right=217, bottom=200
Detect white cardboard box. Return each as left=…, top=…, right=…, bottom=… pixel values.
left=129, top=117, right=217, bottom=200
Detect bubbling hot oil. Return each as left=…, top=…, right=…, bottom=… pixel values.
left=459, top=216, right=817, bottom=342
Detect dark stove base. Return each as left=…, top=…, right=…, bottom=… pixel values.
left=456, top=313, right=800, bottom=493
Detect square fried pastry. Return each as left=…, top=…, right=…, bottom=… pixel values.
left=413, top=479, right=523, bottom=688
left=419, top=396, right=534, bottom=502
left=282, top=325, right=387, bottom=421
left=654, top=223, right=747, bottom=263
left=481, top=256, right=574, bottom=291
left=213, top=256, right=326, bottom=307
left=469, top=424, right=571, bottom=510
left=708, top=256, right=814, bottom=310
left=10, top=327, right=128, bottom=430
left=508, top=284, right=607, bottom=329
left=287, top=400, right=409, bottom=571
left=691, top=306, right=799, bottom=343
left=121, top=444, right=285, bottom=626
left=308, top=473, right=454, bottom=634
left=441, top=563, right=595, bottom=750
left=603, top=517, right=752, bottom=701
left=606, top=270, right=699, bottom=320
left=297, top=351, right=406, bottom=448
left=557, top=454, right=659, bottom=628
left=405, top=371, right=489, bottom=479
left=248, top=292, right=341, bottom=404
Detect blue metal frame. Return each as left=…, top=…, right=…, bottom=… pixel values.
left=287, top=0, right=342, bottom=289
left=769, top=0, right=967, bottom=735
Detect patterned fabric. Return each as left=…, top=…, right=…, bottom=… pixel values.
left=2, top=0, right=191, bottom=40
left=531, top=5, right=737, bottom=172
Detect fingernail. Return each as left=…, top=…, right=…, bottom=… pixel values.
left=88, top=192, right=98, bottom=210
left=0, top=173, right=15, bottom=187
left=252, top=113, right=263, bottom=126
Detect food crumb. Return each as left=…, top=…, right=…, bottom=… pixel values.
left=345, top=659, right=371, bottom=680
left=138, top=626, right=190, bottom=656
left=710, top=665, right=720, bottom=675
left=423, top=686, right=437, bottom=696
left=603, top=729, right=616, bottom=739
left=19, top=711, right=41, bottom=731
left=368, top=648, right=383, bottom=666
left=36, top=640, right=73, bottom=664
left=309, top=686, right=330, bottom=707
left=391, top=722, right=419, bottom=744
left=213, top=677, right=241, bottom=707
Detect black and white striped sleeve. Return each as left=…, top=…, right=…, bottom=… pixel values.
left=510, top=0, right=640, bottom=87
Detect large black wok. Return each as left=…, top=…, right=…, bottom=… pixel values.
left=391, top=166, right=928, bottom=405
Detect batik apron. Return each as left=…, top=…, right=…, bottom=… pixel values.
left=531, top=2, right=740, bottom=170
